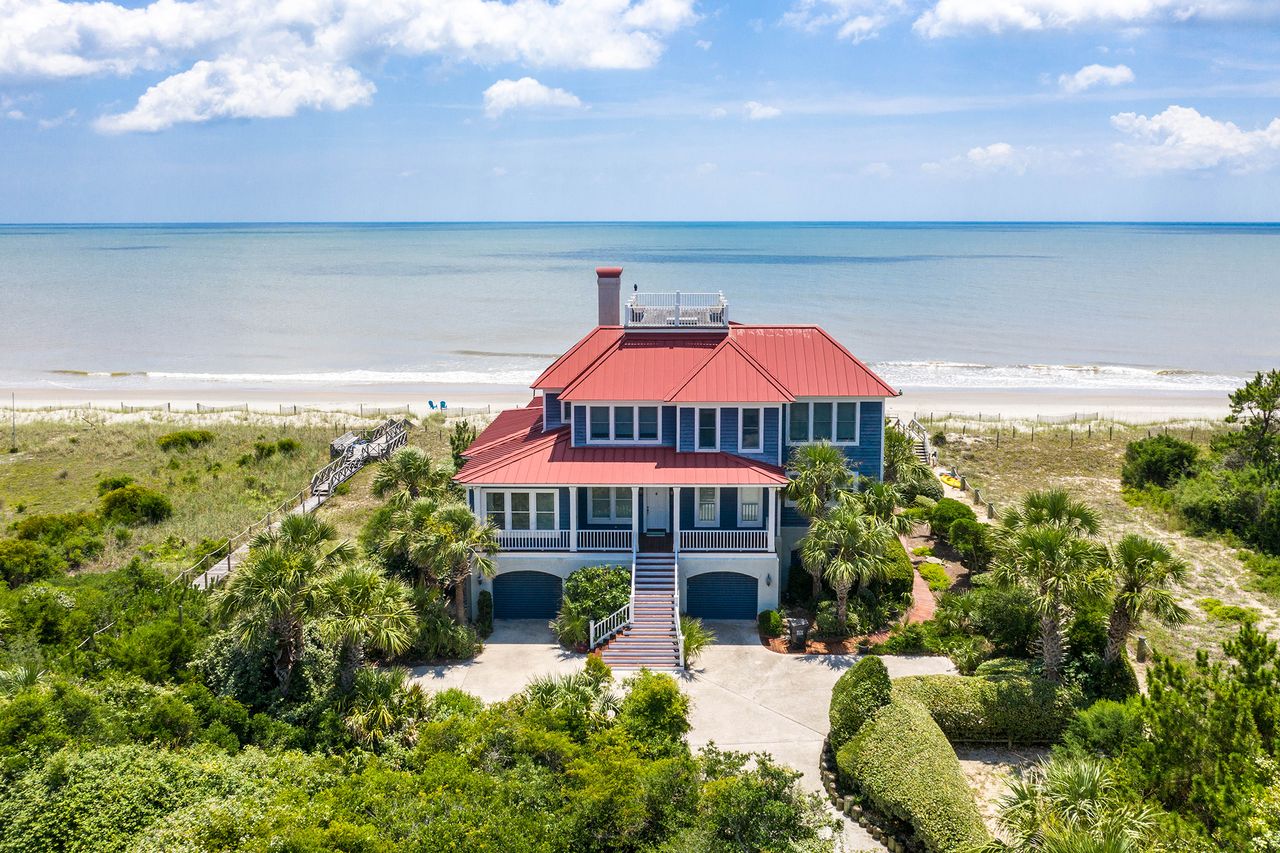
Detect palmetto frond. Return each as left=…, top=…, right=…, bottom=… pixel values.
left=371, top=447, right=452, bottom=503
left=785, top=442, right=854, bottom=519
left=315, top=561, right=416, bottom=657
left=1108, top=534, right=1189, bottom=627
left=1000, top=489, right=1101, bottom=537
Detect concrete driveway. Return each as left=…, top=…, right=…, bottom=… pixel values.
left=408, top=620, right=585, bottom=702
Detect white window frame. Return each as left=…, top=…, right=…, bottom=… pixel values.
left=485, top=490, right=559, bottom=532
left=581, top=403, right=664, bottom=445
left=788, top=400, right=862, bottom=446
left=588, top=487, right=633, bottom=523
left=561, top=400, right=571, bottom=425
left=696, top=407, right=719, bottom=451
left=695, top=486, right=719, bottom=527
left=737, top=487, right=764, bottom=527
left=739, top=407, right=763, bottom=453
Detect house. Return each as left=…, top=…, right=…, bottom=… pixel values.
left=455, top=267, right=899, bottom=668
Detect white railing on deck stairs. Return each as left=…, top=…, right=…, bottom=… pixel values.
left=589, top=557, right=635, bottom=649
left=673, top=559, right=684, bottom=669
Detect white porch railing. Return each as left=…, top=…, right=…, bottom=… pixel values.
left=496, top=530, right=570, bottom=551
left=673, top=560, right=685, bottom=669
left=679, top=529, right=770, bottom=551
left=590, top=557, right=635, bottom=649
left=625, top=291, right=728, bottom=328
left=578, top=529, right=634, bottom=551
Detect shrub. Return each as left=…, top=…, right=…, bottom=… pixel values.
left=973, top=657, right=1034, bottom=680
left=814, top=600, right=848, bottom=638
left=1241, top=549, right=1280, bottom=596
left=893, top=673, right=1084, bottom=745
left=252, top=441, right=277, bottom=461
left=758, top=609, right=784, bottom=638
left=617, top=669, right=690, bottom=754
left=1198, top=597, right=1260, bottom=625
left=1058, top=698, right=1146, bottom=759
left=947, top=518, right=992, bottom=570
left=679, top=616, right=715, bottom=666
left=918, top=561, right=950, bottom=592
left=11, top=511, right=104, bottom=567
left=930, top=498, right=976, bottom=537
left=96, top=475, right=134, bottom=496
left=828, top=655, right=892, bottom=750
left=0, top=539, right=67, bottom=587
left=873, top=621, right=934, bottom=655
left=912, top=546, right=934, bottom=557
left=476, top=590, right=493, bottom=638
left=561, top=565, right=630, bottom=623
left=836, top=696, right=989, bottom=852
left=274, top=437, right=300, bottom=454
left=156, top=429, right=214, bottom=451
left=968, top=584, right=1039, bottom=657
left=878, top=536, right=915, bottom=602
left=402, top=589, right=480, bottom=661
left=900, top=473, right=944, bottom=504
left=1121, top=434, right=1199, bottom=489
left=931, top=431, right=947, bottom=446
left=100, top=485, right=172, bottom=526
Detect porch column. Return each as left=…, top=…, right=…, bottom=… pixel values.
left=673, top=486, right=682, bottom=556
left=569, top=487, right=578, bottom=552
left=473, top=487, right=483, bottom=524
left=768, top=487, right=779, bottom=553
left=631, top=486, right=640, bottom=555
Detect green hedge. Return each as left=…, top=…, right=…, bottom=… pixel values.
left=892, top=673, right=1083, bottom=745
left=930, top=498, right=976, bottom=538
left=880, top=537, right=914, bottom=601
left=836, top=696, right=989, bottom=853
left=828, top=656, right=892, bottom=751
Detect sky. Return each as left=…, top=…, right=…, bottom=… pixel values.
left=2, top=0, right=1280, bottom=221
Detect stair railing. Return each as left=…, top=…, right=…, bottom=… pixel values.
left=673, top=559, right=684, bottom=669
left=589, top=557, right=636, bottom=649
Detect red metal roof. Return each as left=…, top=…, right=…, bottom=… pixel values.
left=730, top=325, right=899, bottom=398
left=666, top=338, right=795, bottom=403
left=458, top=421, right=788, bottom=486
left=532, top=327, right=624, bottom=390
left=559, top=332, right=724, bottom=402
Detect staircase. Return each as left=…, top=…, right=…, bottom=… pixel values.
left=913, top=437, right=930, bottom=465
left=599, top=553, right=682, bottom=671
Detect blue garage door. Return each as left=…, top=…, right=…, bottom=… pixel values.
left=685, top=572, right=758, bottom=620
left=493, top=571, right=563, bottom=619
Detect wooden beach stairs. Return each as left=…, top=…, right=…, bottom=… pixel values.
left=599, top=553, right=682, bottom=671
left=190, top=418, right=410, bottom=588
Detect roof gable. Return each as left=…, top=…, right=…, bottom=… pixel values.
left=559, top=332, right=723, bottom=402
left=666, top=338, right=794, bottom=403
left=730, top=325, right=898, bottom=398
left=532, top=326, right=624, bottom=390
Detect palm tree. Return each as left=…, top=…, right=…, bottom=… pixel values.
left=381, top=496, right=449, bottom=587
left=424, top=503, right=498, bottom=622
left=371, top=447, right=453, bottom=504
left=992, top=526, right=1109, bottom=683
left=1104, top=535, right=1189, bottom=666
left=786, top=442, right=854, bottom=597
left=315, top=562, right=417, bottom=692
left=250, top=513, right=355, bottom=566
left=846, top=482, right=912, bottom=535
left=799, top=500, right=896, bottom=631
left=340, top=666, right=429, bottom=747
left=212, top=544, right=327, bottom=695
left=1000, top=488, right=1102, bottom=538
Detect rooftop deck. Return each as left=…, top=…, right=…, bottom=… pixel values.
left=625, top=291, right=729, bottom=329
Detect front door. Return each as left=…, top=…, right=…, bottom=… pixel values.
left=644, top=487, right=669, bottom=533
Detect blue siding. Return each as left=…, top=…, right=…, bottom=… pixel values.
left=662, top=405, right=678, bottom=447
left=559, top=487, right=570, bottom=530
left=543, top=392, right=561, bottom=430
left=783, top=400, right=886, bottom=481
left=678, top=407, right=695, bottom=452
left=766, top=407, right=781, bottom=465
left=576, top=487, right=630, bottom=530
left=721, top=406, right=781, bottom=466
left=720, top=408, right=737, bottom=453
left=782, top=503, right=808, bottom=527
left=573, top=404, right=586, bottom=446
left=679, top=486, right=770, bottom=530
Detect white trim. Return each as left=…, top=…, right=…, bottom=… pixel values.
left=738, top=406, right=763, bottom=453
left=786, top=399, right=864, bottom=446
left=588, top=486, right=634, bottom=523
left=695, top=486, right=719, bottom=527
left=484, top=489, right=560, bottom=532
left=695, top=407, right=720, bottom=451
left=737, top=486, right=764, bottom=527
left=583, top=403, right=664, bottom=445
left=562, top=400, right=572, bottom=425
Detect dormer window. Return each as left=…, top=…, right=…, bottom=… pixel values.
left=697, top=408, right=718, bottom=450
left=583, top=404, right=663, bottom=443
left=789, top=401, right=861, bottom=445
left=740, top=407, right=762, bottom=452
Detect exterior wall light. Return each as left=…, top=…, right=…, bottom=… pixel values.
left=766, top=573, right=772, bottom=587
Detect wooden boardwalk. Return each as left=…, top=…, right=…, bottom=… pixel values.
left=189, top=418, right=409, bottom=589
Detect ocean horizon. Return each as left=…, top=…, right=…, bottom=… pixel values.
left=2, top=221, right=1275, bottom=399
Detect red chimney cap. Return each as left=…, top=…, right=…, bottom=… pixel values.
left=595, top=266, right=623, bottom=277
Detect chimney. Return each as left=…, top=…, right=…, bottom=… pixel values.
left=595, top=266, right=622, bottom=326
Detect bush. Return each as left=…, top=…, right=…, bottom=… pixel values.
left=918, top=561, right=950, bottom=592
left=814, top=600, right=848, bottom=638
left=930, top=498, right=976, bottom=538
left=900, top=473, right=944, bottom=504
left=617, top=669, right=690, bottom=754
left=475, top=590, right=493, bottom=638
left=757, top=609, right=784, bottom=638
left=893, top=673, right=1084, bottom=745
left=931, top=431, right=947, bottom=446
left=1122, top=434, right=1199, bottom=489
left=252, top=441, right=277, bottom=461
left=1198, top=597, right=1260, bottom=625
left=828, top=655, right=892, bottom=750
left=1241, top=549, right=1280, bottom=596
left=96, top=475, right=134, bottom=496
left=836, top=696, right=989, bottom=852
left=274, top=437, right=300, bottom=454
left=878, top=536, right=915, bottom=602
left=561, top=565, right=630, bottom=623
left=11, top=511, right=104, bottom=567
left=973, top=657, right=1034, bottom=680
left=947, top=518, right=992, bottom=571
left=1058, top=698, right=1145, bottom=759
left=968, top=583, right=1039, bottom=657
left=874, top=621, right=934, bottom=655
left=679, top=616, right=715, bottom=666
left=402, top=589, right=480, bottom=661
left=0, top=539, right=67, bottom=587
left=156, top=429, right=214, bottom=451
left=100, top=485, right=173, bottom=526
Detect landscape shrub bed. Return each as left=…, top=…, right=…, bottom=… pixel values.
left=100, top=485, right=173, bottom=526
left=835, top=695, right=989, bottom=852
left=828, top=656, right=891, bottom=751
left=550, top=564, right=630, bottom=646
left=757, top=609, right=783, bottom=637
left=892, top=672, right=1083, bottom=745
left=929, top=498, right=975, bottom=539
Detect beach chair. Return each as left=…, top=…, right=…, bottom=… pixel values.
left=428, top=401, right=437, bottom=411
left=440, top=401, right=448, bottom=411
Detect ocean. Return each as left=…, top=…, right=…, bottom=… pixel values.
left=0, top=222, right=1275, bottom=398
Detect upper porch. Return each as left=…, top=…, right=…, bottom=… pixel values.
left=624, top=291, right=729, bottom=329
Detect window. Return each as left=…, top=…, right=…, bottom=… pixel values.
left=789, top=401, right=860, bottom=445
left=485, top=492, right=506, bottom=529
left=697, top=408, right=718, bottom=450
left=562, top=401, right=571, bottom=424
left=836, top=402, right=859, bottom=442
left=789, top=403, right=810, bottom=443
left=638, top=406, right=659, bottom=441
left=486, top=490, right=558, bottom=531
left=696, top=487, right=718, bottom=526
left=589, top=406, right=611, bottom=440
left=738, top=487, right=763, bottom=526
left=614, top=406, right=634, bottom=440
left=589, top=487, right=633, bottom=523
left=812, top=402, right=833, bottom=441
left=740, top=407, right=762, bottom=452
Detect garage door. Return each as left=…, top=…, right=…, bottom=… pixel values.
left=493, top=571, right=563, bottom=619
left=685, top=572, right=758, bottom=620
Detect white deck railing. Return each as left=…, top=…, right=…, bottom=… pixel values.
left=496, top=530, right=570, bottom=551
left=577, top=529, right=634, bottom=551
left=590, top=557, right=635, bottom=649
left=673, top=560, right=685, bottom=669
left=625, top=291, right=728, bottom=328
left=679, top=529, right=770, bottom=551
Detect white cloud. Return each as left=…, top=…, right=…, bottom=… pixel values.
left=923, top=141, right=1032, bottom=175
left=482, top=77, right=582, bottom=119
left=37, top=108, right=76, bottom=129
left=914, top=0, right=1277, bottom=38
left=695, top=39, right=712, bottom=49
left=744, top=100, right=781, bottom=120
left=5, top=109, right=24, bottom=120
left=1111, top=104, right=1280, bottom=172
left=491, top=166, right=507, bottom=177
left=861, top=161, right=893, bottom=177
left=95, top=58, right=374, bottom=133
left=708, top=106, right=728, bottom=118
left=782, top=0, right=901, bottom=43
left=695, top=161, right=717, bottom=174
left=1059, top=63, right=1134, bottom=93
left=0, top=0, right=695, bottom=131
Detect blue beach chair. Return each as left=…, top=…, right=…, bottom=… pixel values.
left=428, top=401, right=437, bottom=411
left=440, top=401, right=448, bottom=411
